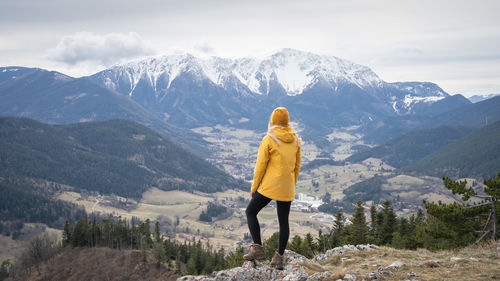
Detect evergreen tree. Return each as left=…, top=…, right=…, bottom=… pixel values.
left=154, top=221, right=162, bottom=243
left=299, top=237, right=313, bottom=258
left=379, top=200, right=397, bottom=245
left=370, top=205, right=377, bottom=236
left=289, top=235, right=302, bottom=253
left=424, top=172, right=500, bottom=249
left=305, top=233, right=316, bottom=254
left=348, top=201, right=369, bottom=245
left=316, top=230, right=329, bottom=253
left=329, top=209, right=346, bottom=247
left=63, top=220, right=72, bottom=246
left=186, top=256, right=196, bottom=275
left=225, top=246, right=244, bottom=268
left=153, top=241, right=166, bottom=268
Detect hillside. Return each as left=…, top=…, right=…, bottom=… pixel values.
left=178, top=243, right=500, bottom=281
left=0, top=180, right=86, bottom=235
left=424, top=95, right=500, bottom=129
left=17, top=247, right=178, bottom=281
left=403, top=120, right=500, bottom=179
left=347, top=125, right=475, bottom=168
left=13, top=242, right=499, bottom=281
left=0, top=117, right=246, bottom=199
left=0, top=68, right=206, bottom=156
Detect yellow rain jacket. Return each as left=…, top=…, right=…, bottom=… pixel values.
left=250, top=109, right=301, bottom=202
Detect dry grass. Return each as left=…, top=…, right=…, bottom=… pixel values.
left=17, top=247, right=178, bottom=281
left=305, top=242, right=500, bottom=281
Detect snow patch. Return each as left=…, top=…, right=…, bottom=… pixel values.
left=403, top=94, right=445, bottom=109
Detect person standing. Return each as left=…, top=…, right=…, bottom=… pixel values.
left=244, top=107, right=301, bottom=270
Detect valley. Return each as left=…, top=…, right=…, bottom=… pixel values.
left=45, top=123, right=464, bottom=254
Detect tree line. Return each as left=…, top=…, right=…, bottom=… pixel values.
left=60, top=215, right=242, bottom=276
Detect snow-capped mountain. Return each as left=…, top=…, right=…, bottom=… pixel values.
left=89, top=49, right=467, bottom=131
left=94, top=48, right=383, bottom=98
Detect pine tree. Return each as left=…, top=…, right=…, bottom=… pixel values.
left=379, top=200, right=397, bottom=245
left=186, top=256, right=196, bottom=275
left=370, top=205, right=377, bottom=236
left=154, top=221, right=162, bottom=243
left=348, top=201, right=369, bottom=245
left=299, top=237, right=313, bottom=258
left=329, top=209, right=346, bottom=247
left=424, top=172, right=500, bottom=249
left=153, top=241, right=166, bottom=268
left=63, top=220, right=71, bottom=246
left=289, top=235, right=302, bottom=253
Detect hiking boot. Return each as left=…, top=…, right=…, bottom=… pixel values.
left=270, top=251, right=285, bottom=270
left=243, top=243, right=266, bottom=261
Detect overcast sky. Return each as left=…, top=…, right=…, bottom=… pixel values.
left=1, top=0, right=499, bottom=96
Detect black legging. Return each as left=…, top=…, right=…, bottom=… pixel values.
left=245, top=191, right=291, bottom=255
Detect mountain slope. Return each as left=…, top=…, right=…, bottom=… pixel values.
left=357, top=94, right=472, bottom=144
left=347, top=125, right=476, bottom=168
left=89, top=49, right=454, bottom=133
left=424, top=95, right=500, bottom=129
left=0, top=117, right=246, bottom=198
left=0, top=67, right=206, bottom=155
left=0, top=66, right=38, bottom=83
left=403, top=120, right=500, bottom=179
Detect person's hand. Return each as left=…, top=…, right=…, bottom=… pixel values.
left=250, top=191, right=255, bottom=198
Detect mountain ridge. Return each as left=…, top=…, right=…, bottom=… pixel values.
left=88, top=49, right=465, bottom=136
left=0, top=67, right=208, bottom=156
left=0, top=116, right=246, bottom=198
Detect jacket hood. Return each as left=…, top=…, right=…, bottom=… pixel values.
left=270, top=107, right=289, bottom=126
left=269, top=126, right=297, bottom=144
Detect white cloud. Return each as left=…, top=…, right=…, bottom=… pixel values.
left=194, top=41, right=215, bottom=55
left=47, top=32, right=156, bottom=66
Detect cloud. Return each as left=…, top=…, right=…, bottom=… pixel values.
left=47, top=32, right=156, bottom=66
left=194, top=41, right=215, bottom=55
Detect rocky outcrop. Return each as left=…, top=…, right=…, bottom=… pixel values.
left=177, top=244, right=378, bottom=281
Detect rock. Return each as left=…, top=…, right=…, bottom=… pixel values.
left=285, top=250, right=310, bottom=264
left=419, top=260, right=441, bottom=268
left=272, top=266, right=309, bottom=281
left=407, top=272, right=417, bottom=277
left=366, top=271, right=381, bottom=280
left=386, top=261, right=405, bottom=269
left=343, top=273, right=357, bottom=280
left=177, top=276, right=211, bottom=281
left=307, top=271, right=334, bottom=281
left=469, top=257, right=480, bottom=262
left=342, top=268, right=357, bottom=274
left=177, top=252, right=311, bottom=281
left=343, top=245, right=358, bottom=252
left=450, top=257, right=462, bottom=262
left=378, top=270, right=393, bottom=276
left=312, top=244, right=376, bottom=262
